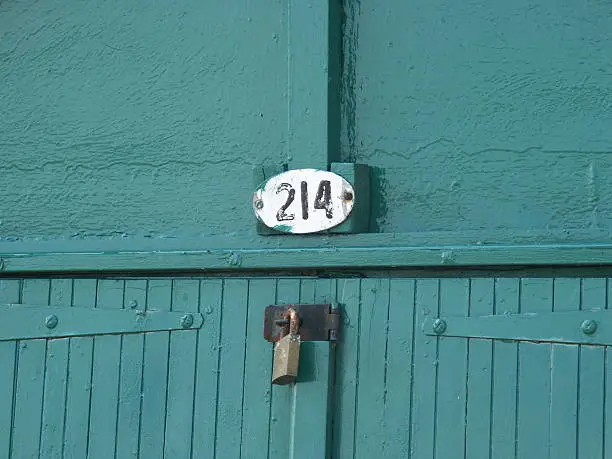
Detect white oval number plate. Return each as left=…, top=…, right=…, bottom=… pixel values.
left=253, top=169, right=355, bottom=234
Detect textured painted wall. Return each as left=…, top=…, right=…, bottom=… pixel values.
left=342, top=0, right=612, bottom=233
left=2, top=0, right=612, bottom=245
left=0, top=0, right=287, bottom=239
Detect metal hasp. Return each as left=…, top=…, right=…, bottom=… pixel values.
left=263, top=303, right=340, bottom=342
left=423, top=308, right=612, bottom=346
left=0, top=303, right=204, bottom=341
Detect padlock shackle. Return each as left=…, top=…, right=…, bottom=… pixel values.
left=288, top=308, right=299, bottom=336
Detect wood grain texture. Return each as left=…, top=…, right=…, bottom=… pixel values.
left=2, top=0, right=612, bottom=263
left=0, top=0, right=286, bottom=240
left=344, top=0, right=612, bottom=234
left=1, top=273, right=612, bottom=458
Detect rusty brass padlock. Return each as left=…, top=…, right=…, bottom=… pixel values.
left=272, top=308, right=301, bottom=385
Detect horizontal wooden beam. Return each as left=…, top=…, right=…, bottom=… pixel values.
left=0, top=304, right=203, bottom=340
left=423, top=309, right=612, bottom=346
left=1, top=238, right=612, bottom=273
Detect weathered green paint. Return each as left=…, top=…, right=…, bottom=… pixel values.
left=2, top=0, right=612, bottom=268
left=425, top=307, right=612, bottom=345
left=4, top=0, right=612, bottom=457
left=0, top=304, right=202, bottom=340
left=2, top=273, right=612, bottom=457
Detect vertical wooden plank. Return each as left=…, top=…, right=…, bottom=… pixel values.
left=289, top=278, right=336, bottom=458
left=332, top=278, right=361, bottom=459
left=40, top=279, right=73, bottom=458
left=63, top=279, right=97, bottom=459
left=465, top=278, right=494, bottom=459
left=516, top=278, right=552, bottom=459
left=286, top=0, right=341, bottom=168
left=577, top=278, right=605, bottom=459
left=87, top=279, right=123, bottom=459
left=139, top=279, right=172, bottom=458
left=382, top=279, right=415, bottom=458
left=115, top=279, right=147, bottom=459
left=240, top=278, right=276, bottom=459
left=164, top=279, right=200, bottom=458
left=435, top=278, right=469, bottom=459
left=353, top=278, right=390, bottom=458
left=0, top=279, right=21, bottom=459
left=605, top=278, right=612, bottom=459
left=11, top=279, right=49, bottom=458
left=490, top=278, right=519, bottom=459
left=191, top=279, right=222, bottom=459
left=550, top=278, right=579, bottom=459
left=268, top=278, right=300, bottom=459
left=214, top=278, right=248, bottom=459
left=410, top=279, right=439, bottom=459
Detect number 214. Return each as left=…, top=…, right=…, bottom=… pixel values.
left=276, top=180, right=333, bottom=222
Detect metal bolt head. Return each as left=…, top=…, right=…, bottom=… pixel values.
left=128, top=300, right=138, bottom=309
left=581, top=319, right=597, bottom=335
left=180, top=313, right=194, bottom=329
left=45, top=314, right=59, bottom=329
left=432, top=318, right=447, bottom=335
left=343, top=191, right=354, bottom=201
left=255, top=200, right=264, bottom=210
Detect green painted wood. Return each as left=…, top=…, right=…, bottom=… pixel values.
left=516, top=279, right=553, bottom=459
left=268, top=278, right=300, bottom=459
left=115, top=279, right=147, bottom=459
left=0, top=0, right=287, bottom=242
left=286, top=0, right=340, bottom=169
left=12, top=279, right=48, bottom=458
left=464, top=278, right=494, bottom=458
left=239, top=278, right=275, bottom=458
left=354, top=279, right=390, bottom=457
left=87, top=279, right=123, bottom=458
left=344, top=0, right=612, bottom=235
left=8, top=238, right=612, bottom=273
left=549, top=278, right=580, bottom=459
left=606, top=279, right=612, bottom=458
left=332, top=278, right=361, bottom=459
left=214, top=279, right=248, bottom=458
left=434, top=279, right=469, bottom=458
left=0, top=280, right=20, bottom=459
left=289, top=278, right=335, bottom=458
left=63, top=279, right=96, bottom=459
left=139, top=280, right=172, bottom=458
left=191, top=279, right=222, bottom=459
left=410, top=279, right=439, bottom=458
left=425, top=307, right=612, bottom=345
left=578, top=278, right=606, bottom=459
left=39, top=279, right=72, bottom=458
left=329, top=163, right=371, bottom=234
left=381, top=279, right=414, bottom=457
left=164, top=279, right=200, bottom=458
left=0, top=303, right=202, bottom=341
left=490, top=278, right=519, bottom=458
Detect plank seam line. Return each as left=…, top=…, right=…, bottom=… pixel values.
left=238, top=280, right=250, bottom=459
left=188, top=280, right=203, bottom=459
left=161, top=280, right=175, bottom=457
left=212, top=279, right=225, bottom=459
left=84, top=279, right=100, bottom=459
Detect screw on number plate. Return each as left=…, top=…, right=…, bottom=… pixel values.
left=343, top=191, right=354, bottom=201
left=255, top=200, right=264, bottom=209
left=581, top=319, right=597, bottom=335
left=432, top=318, right=447, bottom=335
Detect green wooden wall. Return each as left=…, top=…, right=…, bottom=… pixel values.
left=2, top=0, right=612, bottom=264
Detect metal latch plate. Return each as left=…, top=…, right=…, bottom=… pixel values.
left=263, top=303, right=340, bottom=342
